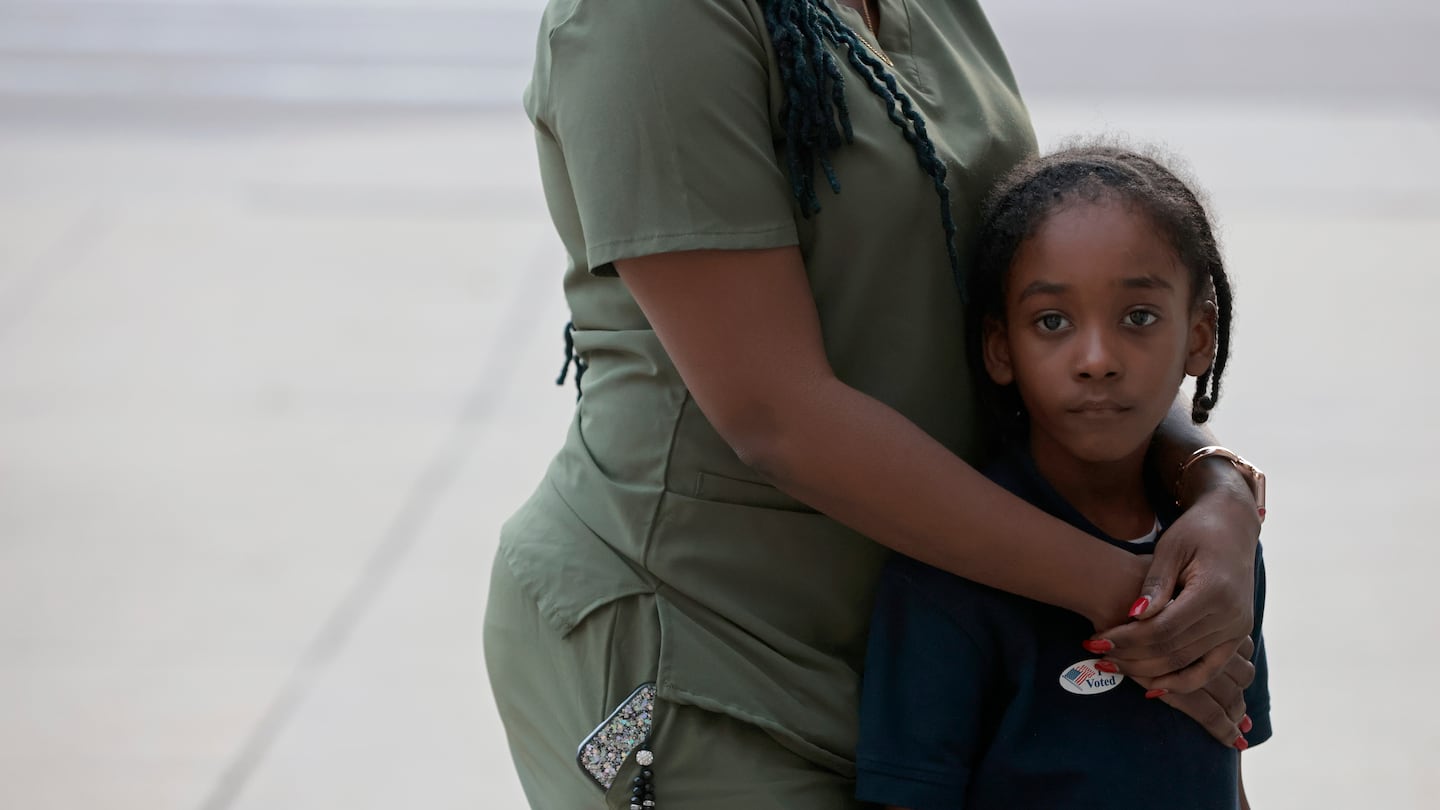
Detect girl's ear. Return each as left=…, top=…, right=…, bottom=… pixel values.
left=1185, top=299, right=1218, bottom=377
left=983, top=316, right=1014, bottom=385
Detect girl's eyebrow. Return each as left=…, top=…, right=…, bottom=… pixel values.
left=1121, top=275, right=1175, bottom=291
left=1017, top=274, right=1175, bottom=302
left=1017, top=280, right=1067, bottom=301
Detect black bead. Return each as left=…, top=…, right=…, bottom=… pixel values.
left=641, top=769, right=653, bottom=780
left=633, top=776, right=645, bottom=786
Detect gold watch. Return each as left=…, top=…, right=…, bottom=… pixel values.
left=1176, top=445, right=1267, bottom=522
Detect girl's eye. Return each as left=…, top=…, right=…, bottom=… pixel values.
left=1125, top=309, right=1159, bottom=327
left=1036, top=313, right=1070, bottom=332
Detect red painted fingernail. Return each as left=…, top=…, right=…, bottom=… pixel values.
left=1145, top=689, right=1168, bottom=699
left=1128, top=597, right=1150, bottom=619
left=1082, top=639, right=1114, bottom=654
left=1095, top=661, right=1120, bottom=673
left=1234, top=736, right=1249, bottom=751
left=1239, top=715, right=1253, bottom=733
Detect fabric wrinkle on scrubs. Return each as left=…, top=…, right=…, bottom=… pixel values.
left=489, top=0, right=1039, bottom=786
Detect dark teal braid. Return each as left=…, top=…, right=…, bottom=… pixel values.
left=763, top=0, right=962, bottom=296
left=764, top=0, right=851, bottom=207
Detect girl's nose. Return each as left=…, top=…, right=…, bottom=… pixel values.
left=1074, top=329, right=1122, bottom=380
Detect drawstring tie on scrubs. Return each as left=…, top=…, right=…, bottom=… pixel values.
left=556, top=320, right=586, bottom=398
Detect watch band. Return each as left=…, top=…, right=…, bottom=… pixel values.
left=1176, top=445, right=1267, bottom=522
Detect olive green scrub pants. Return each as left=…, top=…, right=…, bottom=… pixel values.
left=483, top=557, right=866, bottom=809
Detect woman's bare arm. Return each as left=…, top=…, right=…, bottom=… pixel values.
left=616, top=246, right=1144, bottom=627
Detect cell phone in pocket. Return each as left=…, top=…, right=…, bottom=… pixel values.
left=576, top=682, right=657, bottom=791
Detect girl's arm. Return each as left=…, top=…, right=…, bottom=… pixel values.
left=616, top=246, right=1241, bottom=646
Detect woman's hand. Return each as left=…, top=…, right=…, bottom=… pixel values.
left=1130, top=637, right=1257, bottom=748
left=1089, top=478, right=1261, bottom=692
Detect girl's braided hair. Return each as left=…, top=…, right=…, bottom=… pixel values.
left=967, top=143, right=1234, bottom=434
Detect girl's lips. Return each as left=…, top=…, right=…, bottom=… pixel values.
left=1068, top=400, right=1130, bottom=413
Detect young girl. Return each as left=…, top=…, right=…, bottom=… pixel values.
left=854, top=145, right=1271, bottom=810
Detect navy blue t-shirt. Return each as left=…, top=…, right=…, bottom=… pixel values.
left=855, top=450, right=1271, bottom=810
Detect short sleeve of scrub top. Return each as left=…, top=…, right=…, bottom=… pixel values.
left=526, top=0, right=799, bottom=274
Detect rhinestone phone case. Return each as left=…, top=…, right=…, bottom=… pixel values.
left=576, top=682, right=656, bottom=791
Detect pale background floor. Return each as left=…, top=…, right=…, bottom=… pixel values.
left=1, top=0, right=1437, bottom=807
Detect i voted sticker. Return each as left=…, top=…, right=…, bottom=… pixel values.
left=1058, top=658, right=1124, bottom=695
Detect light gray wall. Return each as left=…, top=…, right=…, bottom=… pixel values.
left=1, top=0, right=1434, bottom=107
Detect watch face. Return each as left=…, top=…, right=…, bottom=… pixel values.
left=1178, top=447, right=1265, bottom=520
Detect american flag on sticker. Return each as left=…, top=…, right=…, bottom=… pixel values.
left=1063, top=664, right=1097, bottom=684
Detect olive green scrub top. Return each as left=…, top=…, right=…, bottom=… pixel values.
left=502, top=0, right=1037, bottom=776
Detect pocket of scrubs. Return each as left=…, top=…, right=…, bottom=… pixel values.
left=483, top=555, right=666, bottom=810
left=560, top=596, right=665, bottom=810
left=695, top=471, right=818, bottom=513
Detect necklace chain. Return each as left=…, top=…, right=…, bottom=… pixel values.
left=853, top=2, right=893, bottom=67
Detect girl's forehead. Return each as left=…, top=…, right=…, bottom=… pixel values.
left=1028, top=197, right=1160, bottom=249
left=1007, top=198, right=1188, bottom=293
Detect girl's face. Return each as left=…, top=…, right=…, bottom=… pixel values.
left=983, top=197, right=1216, bottom=465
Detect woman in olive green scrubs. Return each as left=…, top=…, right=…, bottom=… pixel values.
left=484, top=1, right=1266, bottom=807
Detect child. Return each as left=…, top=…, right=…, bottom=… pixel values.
left=854, top=144, right=1270, bottom=810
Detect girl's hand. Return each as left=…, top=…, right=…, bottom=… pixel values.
left=1089, top=484, right=1260, bottom=691
left=1128, top=637, right=1256, bottom=748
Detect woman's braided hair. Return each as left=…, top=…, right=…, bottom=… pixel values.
left=967, top=143, right=1234, bottom=436
left=762, top=0, right=963, bottom=294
